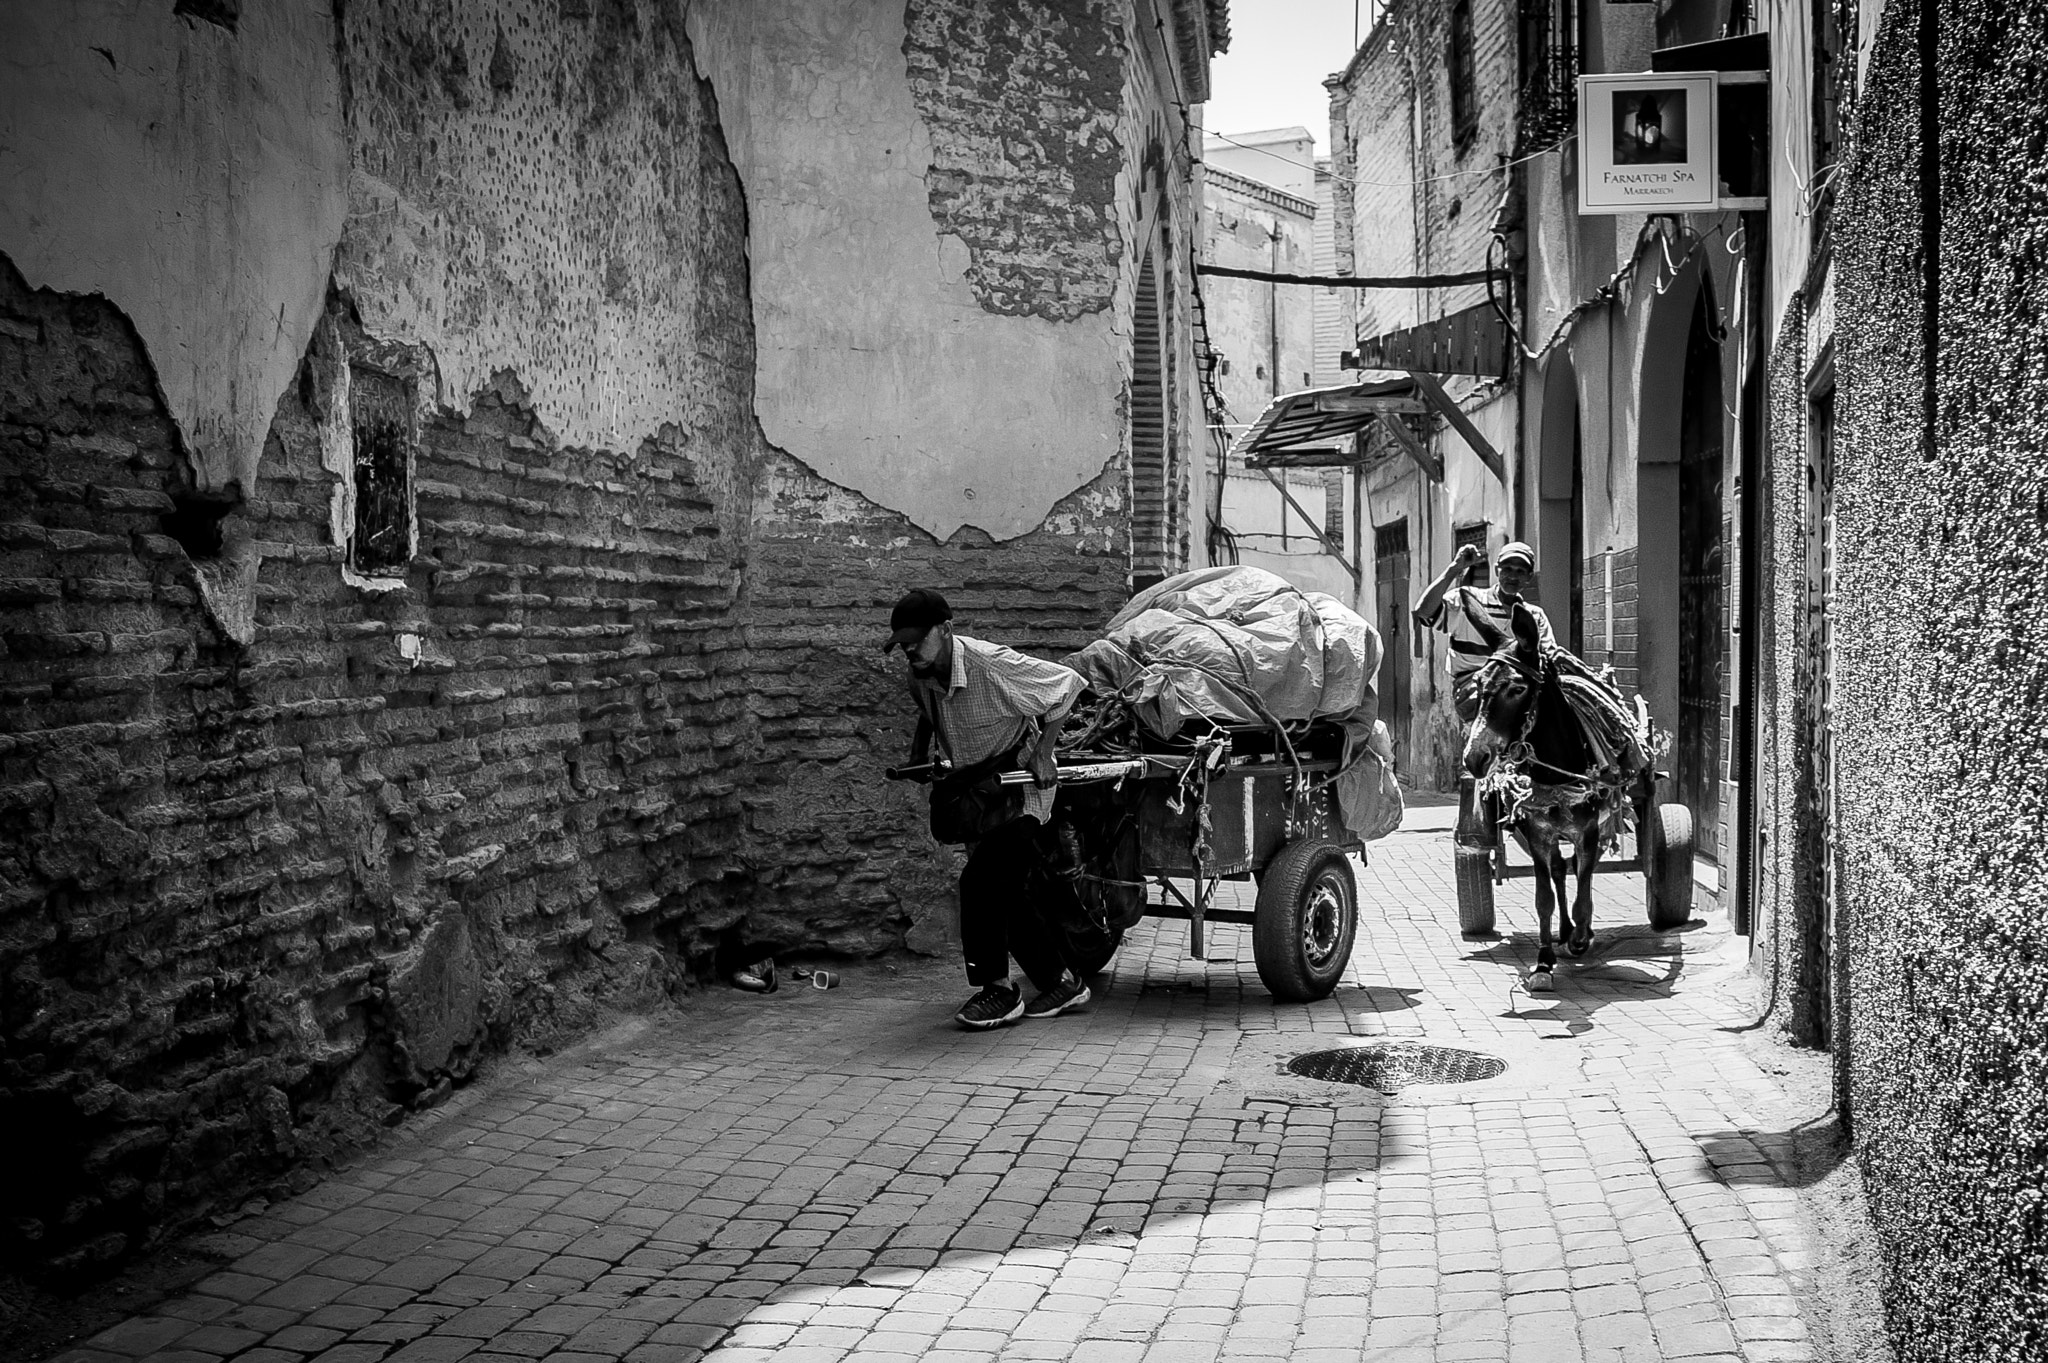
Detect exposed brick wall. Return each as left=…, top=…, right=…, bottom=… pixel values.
left=0, top=10, right=766, bottom=1276
left=904, top=0, right=1125, bottom=321
left=0, top=240, right=757, bottom=1274
left=1577, top=547, right=1639, bottom=697
left=1336, top=0, right=1517, bottom=334
left=735, top=455, right=1134, bottom=955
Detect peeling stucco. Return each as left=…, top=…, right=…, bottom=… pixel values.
left=333, top=0, right=728, bottom=471
left=685, top=0, right=1123, bottom=543
left=903, top=0, right=1126, bottom=321
left=0, top=1, right=349, bottom=496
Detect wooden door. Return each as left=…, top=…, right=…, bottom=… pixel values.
left=1374, top=520, right=1412, bottom=770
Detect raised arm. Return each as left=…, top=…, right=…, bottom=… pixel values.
left=1414, top=542, right=1482, bottom=625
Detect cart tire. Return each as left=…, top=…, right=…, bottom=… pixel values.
left=1454, top=847, right=1497, bottom=937
left=1645, top=803, right=1695, bottom=930
left=1252, top=839, right=1357, bottom=1002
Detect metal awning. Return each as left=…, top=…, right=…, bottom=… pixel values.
left=1227, top=378, right=1425, bottom=463
left=1231, top=373, right=1507, bottom=487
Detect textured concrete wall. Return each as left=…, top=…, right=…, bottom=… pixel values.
left=1816, top=0, right=2048, bottom=1355
left=1754, top=304, right=1824, bottom=1044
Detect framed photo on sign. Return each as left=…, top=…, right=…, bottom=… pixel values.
left=1576, top=72, right=1717, bottom=214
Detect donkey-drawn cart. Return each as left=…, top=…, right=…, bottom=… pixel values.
left=1450, top=769, right=1695, bottom=938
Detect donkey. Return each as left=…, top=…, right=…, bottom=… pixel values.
left=1461, top=603, right=1619, bottom=993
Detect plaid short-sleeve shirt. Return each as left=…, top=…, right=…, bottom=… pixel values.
left=909, top=634, right=1085, bottom=825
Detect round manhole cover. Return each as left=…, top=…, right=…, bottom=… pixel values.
left=1287, top=1043, right=1506, bottom=1092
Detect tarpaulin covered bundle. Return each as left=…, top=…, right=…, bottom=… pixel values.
left=1063, top=566, right=1404, bottom=843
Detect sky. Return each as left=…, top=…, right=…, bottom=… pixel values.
left=1201, top=0, right=1380, bottom=152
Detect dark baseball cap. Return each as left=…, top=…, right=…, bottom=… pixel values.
left=883, top=588, right=952, bottom=651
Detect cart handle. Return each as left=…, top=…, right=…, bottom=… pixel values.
left=995, top=759, right=1149, bottom=786
left=884, top=761, right=950, bottom=783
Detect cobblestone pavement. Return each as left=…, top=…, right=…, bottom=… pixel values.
left=49, top=800, right=1869, bottom=1363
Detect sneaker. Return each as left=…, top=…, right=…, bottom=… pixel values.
left=1025, top=973, right=1091, bottom=1019
left=956, top=981, right=1024, bottom=1030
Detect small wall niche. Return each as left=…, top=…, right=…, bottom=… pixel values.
left=348, top=364, right=417, bottom=577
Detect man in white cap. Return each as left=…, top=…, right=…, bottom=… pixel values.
left=1413, top=538, right=1555, bottom=724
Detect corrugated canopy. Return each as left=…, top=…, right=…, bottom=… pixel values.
left=1228, top=378, right=1425, bottom=465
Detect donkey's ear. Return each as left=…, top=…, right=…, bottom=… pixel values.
left=1511, top=602, right=1543, bottom=652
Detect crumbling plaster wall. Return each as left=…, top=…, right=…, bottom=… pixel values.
left=0, top=0, right=777, bottom=1275
left=336, top=0, right=750, bottom=508
left=723, top=0, right=1198, bottom=945
left=684, top=0, right=1127, bottom=543
left=0, top=1, right=348, bottom=497
left=0, top=0, right=1199, bottom=1277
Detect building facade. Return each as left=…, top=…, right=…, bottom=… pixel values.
left=1326, top=0, right=1521, bottom=788
left=0, top=0, right=1225, bottom=1274
left=1198, top=129, right=1357, bottom=606
left=1509, top=0, right=2048, bottom=1355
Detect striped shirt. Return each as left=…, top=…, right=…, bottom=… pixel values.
left=909, top=635, right=1085, bottom=824
left=1418, top=585, right=1556, bottom=678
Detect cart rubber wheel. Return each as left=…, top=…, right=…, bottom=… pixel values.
left=1454, top=847, right=1497, bottom=937
left=1645, top=803, right=1695, bottom=930
left=1252, top=839, right=1357, bottom=1002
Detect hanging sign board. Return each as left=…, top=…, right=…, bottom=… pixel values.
left=1576, top=71, right=1718, bottom=214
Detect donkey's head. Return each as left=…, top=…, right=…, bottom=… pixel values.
left=1462, top=602, right=1550, bottom=776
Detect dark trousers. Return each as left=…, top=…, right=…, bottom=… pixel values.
left=959, top=819, right=1118, bottom=993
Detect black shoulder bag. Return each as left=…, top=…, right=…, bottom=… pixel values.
left=929, top=745, right=1029, bottom=845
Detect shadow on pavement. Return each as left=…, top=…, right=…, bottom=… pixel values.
left=1693, top=1111, right=1851, bottom=1191
left=1463, top=920, right=1699, bottom=1034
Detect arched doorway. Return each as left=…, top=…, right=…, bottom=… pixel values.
left=1677, top=289, right=1725, bottom=869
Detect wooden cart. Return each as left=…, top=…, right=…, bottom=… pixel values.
left=1007, top=722, right=1369, bottom=1002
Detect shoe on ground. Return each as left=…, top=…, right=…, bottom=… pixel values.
left=732, top=958, right=777, bottom=993
left=1025, top=973, right=1091, bottom=1019
left=956, top=981, right=1024, bottom=1030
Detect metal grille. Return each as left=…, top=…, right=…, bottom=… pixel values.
left=1517, top=0, right=1579, bottom=151
left=1287, top=1043, right=1506, bottom=1092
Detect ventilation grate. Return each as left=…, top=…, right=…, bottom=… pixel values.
left=1287, top=1043, right=1506, bottom=1092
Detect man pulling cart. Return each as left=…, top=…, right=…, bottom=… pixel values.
left=888, top=568, right=1405, bottom=1011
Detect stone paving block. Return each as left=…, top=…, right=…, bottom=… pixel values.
left=42, top=816, right=1875, bottom=1363
left=85, top=1313, right=202, bottom=1356
left=1653, top=1316, right=1743, bottom=1357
